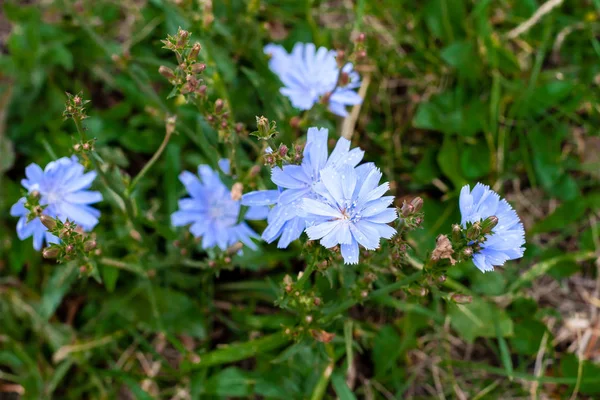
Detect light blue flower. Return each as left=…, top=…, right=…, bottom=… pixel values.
left=171, top=163, right=267, bottom=251
left=459, top=183, right=526, bottom=272
left=241, top=127, right=365, bottom=248
left=264, top=42, right=362, bottom=117
left=301, top=164, right=397, bottom=264
left=10, top=156, right=103, bottom=251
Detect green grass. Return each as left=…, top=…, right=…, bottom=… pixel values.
left=1, top=0, right=599, bottom=398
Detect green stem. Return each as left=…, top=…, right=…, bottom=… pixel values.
left=295, top=263, right=316, bottom=288
left=127, top=125, right=174, bottom=196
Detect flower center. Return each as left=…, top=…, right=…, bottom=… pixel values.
left=339, top=200, right=360, bottom=223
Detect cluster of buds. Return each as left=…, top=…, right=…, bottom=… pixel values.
left=63, top=92, right=90, bottom=121
left=39, top=216, right=99, bottom=277
left=398, top=196, right=424, bottom=230
left=277, top=273, right=322, bottom=317
left=73, top=139, right=95, bottom=154
left=429, top=216, right=499, bottom=270
left=22, top=190, right=45, bottom=223
left=206, top=99, right=235, bottom=142
left=159, top=28, right=207, bottom=100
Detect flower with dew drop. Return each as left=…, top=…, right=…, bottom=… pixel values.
left=241, top=127, right=366, bottom=248
left=10, top=156, right=102, bottom=250
left=302, top=164, right=397, bottom=264
left=264, top=42, right=362, bottom=117
left=459, top=183, right=526, bottom=272
left=171, top=162, right=268, bottom=250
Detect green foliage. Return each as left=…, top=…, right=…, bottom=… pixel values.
left=0, top=0, right=598, bottom=399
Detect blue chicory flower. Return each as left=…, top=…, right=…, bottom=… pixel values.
left=301, top=164, right=397, bottom=264
left=171, top=163, right=268, bottom=251
left=264, top=42, right=362, bottom=117
left=241, top=127, right=365, bottom=248
left=10, top=156, right=103, bottom=251
left=459, top=183, right=526, bottom=272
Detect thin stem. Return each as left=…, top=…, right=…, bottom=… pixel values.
left=296, top=263, right=316, bottom=288
left=127, top=125, right=174, bottom=195
left=72, top=117, right=87, bottom=142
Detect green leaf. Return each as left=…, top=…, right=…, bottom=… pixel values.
left=438, top=136, right=467, bottom=189
left=449, top=298, right=513, bottom=343
left=460, top=141, right=491, bottom=180
left=332, top=372, right=357, bottom=400
left=373, top=325, right=401, bottom=377
left=205, top=368, right=252, bottom=397
left=38, top=265, right=79, bottom=320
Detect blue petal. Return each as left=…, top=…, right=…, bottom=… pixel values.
left=245, top=206, right=269, bottom=220
left=218, top=158, right=231, bottom=175
left=241, top=190, right=279, bottom=206
left=341, top=240, right=359, bottom=264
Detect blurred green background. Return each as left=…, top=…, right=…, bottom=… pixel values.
left=1, top=0, right=599, bottom=398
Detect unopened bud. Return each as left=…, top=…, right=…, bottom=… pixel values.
left=39, top=215, right=57, bottom=231
left=481, top=216, right=499, bottom=235
left=158, top=65, right=176, bottom=80
left=30, top=190, right=40, bottom=199
left=235, top=122, right=244, bottom=133
left=463, top=247, right=473, bottom=257
left=196, top=85, right=207, bottom=96
left=220, top=120, right=228, bottom=129
left=42, top=247, right=60, bottom=259
left=224, top=256, right=231, bottom=264
left=256, top=115, right=269, bottom=136
left=73, top=95, right=82, bottom=105
left=215, top=98, right=224, bottom=113
left=451, top=293, right=472, bottom=304
left=191, top=63, right=206, bottom=74
left=305, top=315, right=313, bottom=323
left=452, top=224, right=462, bottom=242
left=356, top=32, right=366, bottom=42
left=278, top=144, right=288, bottom=157
left=83, top=240, right=97, bottom=252
left=230, top=182, right=243, bottom=201
left=360, top=290, right=368, bottom=298
left=189, top=42, right=201, bottom=59
left=336, top=50, right=345, bottom=66
left=250, top=165, right=261, bottom=177
left=73, top=143, right=81, bottom=151
left=65, top=244, right=74, bottom=253
left=177, top=29, right=189, bottom=48
left=313, top=297, right=321, bottom=306
left=357, top=50, right=367, bottom=59
left=410, top=197, right=424, bottom=213
left=401, top=201, right=414, bottom=217
left=290, top=116, right=300, bottom=129
left=82, top=143, right=90, bottom=151
left=438, top=275, right=447, bottom=283
left=466, top=222, right=481, bottom=241
left=339, top=72, right=350, bottom=86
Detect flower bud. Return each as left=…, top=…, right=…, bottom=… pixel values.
left=466, top=222, right=481, bottom=241
left=235, top=122, right=243, bottom=133
left=401, top=201, right=414, bottom=217
left=39, top=215, right=57, bottom=231
left=313, top=297, right=321, bottom=306
left=42, top=247, right=60, bottom=259
left=481, top=216, right=499, bottom=235
left=83, top=240, right=97, bottom=252
left=452, top=224, right=462, bottom=242
left=220, top=120, right=228, bottom=129
left=278, top=144, right=288, bottom=157
left=463, top=247, right=473, bottom=257
left=230, top=182, right=243, bottom=201
left=357, top=50, right=367, bottom=59
left=191, top=63, right=206, bottom=74
left=215, top=98, right=224, bottom=113
left=65, top=244, right=74, bottom=253
left=336, top=50, right=345, bottom=66
left=410, top=197, right=424, bottom=213
left=338, top=72, right=350, bottom=86
left=158, top=65, right=176, bottom=80
left=30, top=190, right=40, bottom=199
left=356, top=32, right=366, bottom=42
left=256, top=116, right=269, bottom=137
left=451, top=293, right=472, bottom=304
left=196, top=85, right=207, bottom=96
left=189, top=42, right=201, bottom=60
left=177, top=29, right=189, bottom=48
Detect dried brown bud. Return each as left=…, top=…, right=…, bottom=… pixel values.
left=430, top=234, right=456, bottom=265
left=290, top=116, right=301, bottom=129
left=39, top=215, right=57, bottom=231
left=177, top=29, right=190, bottom=48
left=158, top=65, right=176, bottom=80
left=463, top=247, right=473, bottom=257
left=451, top=293, right=472, bottom=304
left=311, top=329, right=335, bottom=343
